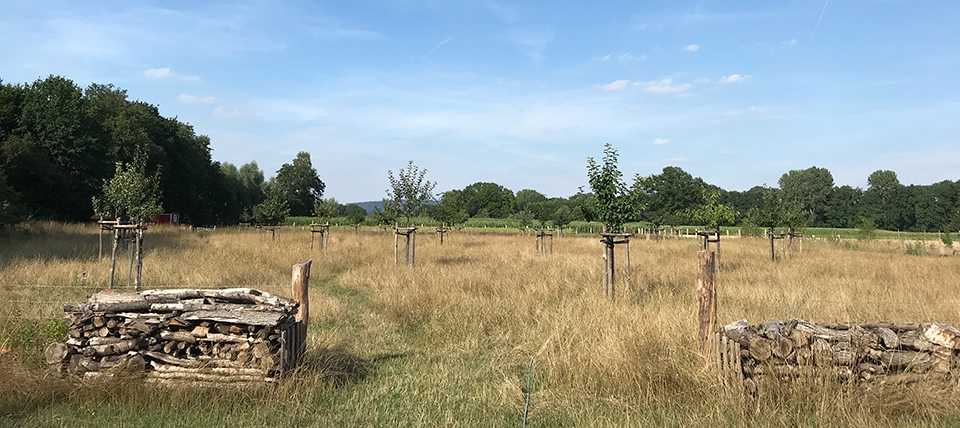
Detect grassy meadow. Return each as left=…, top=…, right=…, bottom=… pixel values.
left=2, top=222, right=960, bottom=427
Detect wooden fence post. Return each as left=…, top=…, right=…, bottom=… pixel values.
left=290, top=259, right=311, bottom=365
left=293, top=260, right=311, bottom=326
left=697, top=250, right=717, bottom=355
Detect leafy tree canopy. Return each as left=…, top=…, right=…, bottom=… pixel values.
left=92, top=155, right=163, bottom=223
left=778, top=166, right=834, bottom=225
left=387, top=161, right=436, bottom=225
left=253, top=188, right=290, bottom=226
left=313, top=197, right=339, bottom=220
left=586, top=143, right=632, bottom=231
left=461, top=182, right=515, bottom=218
left=426, top=190, right=468, bottom=227
left=274, top=152, right=325, bottom=217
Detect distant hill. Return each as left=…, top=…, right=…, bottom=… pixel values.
left=346, top=200, right=438, bottom=215
left=349, top=201, right=383, bottom=215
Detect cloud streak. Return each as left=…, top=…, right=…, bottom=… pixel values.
left=178, top=93, right=218, bottom=104
left=639, top=79, right=693, bottom=95
left=719, top=74, right=749, bottom=84
left=144, top=67, right=200, bottom=81
left=428, top=35, right=454, bottom=56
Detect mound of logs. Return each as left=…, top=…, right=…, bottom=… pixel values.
left=46, top=288, right=300, bottom=386
left=714, top=319, right=960, bottom=392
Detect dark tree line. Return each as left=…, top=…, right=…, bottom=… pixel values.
left=720, top=168, right=960, bottom=233
left=0, top=76, right=324, bottom=226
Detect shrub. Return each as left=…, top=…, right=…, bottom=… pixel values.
left=857, top=217, right=877, bottom=240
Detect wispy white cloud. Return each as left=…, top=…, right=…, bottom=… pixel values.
left=501, top=28, right=552, bottom=61
left=144, top=67, right=200, bottom=81
left=653, top=138, right=670, bottom=145
left=487, top=1, right=521, bottom=23
left=144, top=68, right=172, bottom=79
left=600, top=79, right=631, bottom=91
left=619, top=53, right=645, bottom=62
left=667, top=157, right=691, bottom=163
left=634, top=10, right=768, bottom=31
left=213, top=106, right=252, bottom=119
left=705, top=105, right=778, bottom=126
left=178, top=93, right=219, bottom=104
left=428, top=35, right=454, bottom=56
left=719, top=74, right=750, bottom=84
left=592, top=54, right=612, bottom=62
left=782, top=38, right=797, bottom=46
left=684, top=44, right=700, bottom=52
left=638, top=78, right=693, bottom=95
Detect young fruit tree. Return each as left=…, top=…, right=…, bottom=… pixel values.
left=91, top=158, right=163, bottom=223
left=586, top=143, right=633, bottom=232
left=387, top=161, right=436, bottom=226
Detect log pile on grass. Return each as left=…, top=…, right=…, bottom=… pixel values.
left=715, top=319, right=960, bottom=393
left=46, top=288, right=300, bottom=386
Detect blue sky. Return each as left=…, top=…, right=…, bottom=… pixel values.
left=2, top=0, right=959, bottom=202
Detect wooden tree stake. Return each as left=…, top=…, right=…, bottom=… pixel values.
left=697, top=250, right=717, bottom=355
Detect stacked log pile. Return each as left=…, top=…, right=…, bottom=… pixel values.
left=715, top=319, right=960, bottom=392
left=45, top=288, right=300, bottom=386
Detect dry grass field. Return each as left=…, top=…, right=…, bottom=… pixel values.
left=2, top=222, right=960, bottom=427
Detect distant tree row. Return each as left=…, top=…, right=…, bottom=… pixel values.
left=0, top=76, right=326, bottom=226
left=581, top=145, right=960, bottom=234
left=1, top=77, right=957, bottom=234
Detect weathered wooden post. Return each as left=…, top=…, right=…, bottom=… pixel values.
left=697, top=229, right=721, bottom=271
left=126, top=228, right=135, bottom=286
left=109, top=222, right=121, bottom=289
left=134, top=225, right=144, bottom=291
left=291, top=259, right=311, bottom=364
left=602, top=234, right=613, bottom=297
left=788, top=231, right=803, bottom=254
left=310, top=223, right=330, bottom=251
left=395, top=227, right=417, bottom=266
left=600, top=232, right=631, bottom=299
left=697, top=250, right=717, bottom=355
left=436, top=227, right=447, bottom=245
left=624, top=236, right=631, bottom=294
left=768, top=230, right=776, bottom=262
left=535, top=228, right=554, bottom=254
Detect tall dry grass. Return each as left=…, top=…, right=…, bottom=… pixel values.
left=1, top=222, right=960, bottom=426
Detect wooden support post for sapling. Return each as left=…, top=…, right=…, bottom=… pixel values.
left=697, top=251, right=717, bottom=355
left=769, top=231, right=776, bottom=262
left=309, top=223, right=330, bottom=251
left=394, top=227, right=417, bottom=266
left=135, top=226, right=144, bottom=291
left=109, top=225, right=120, bottom=289
left=600, top=233, right=631, bottom=299
left=436, top=227, right=447, bottom=245
left=535, top=228, right=554, bottom=254
left=624, top=238, right=631, bottom=294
